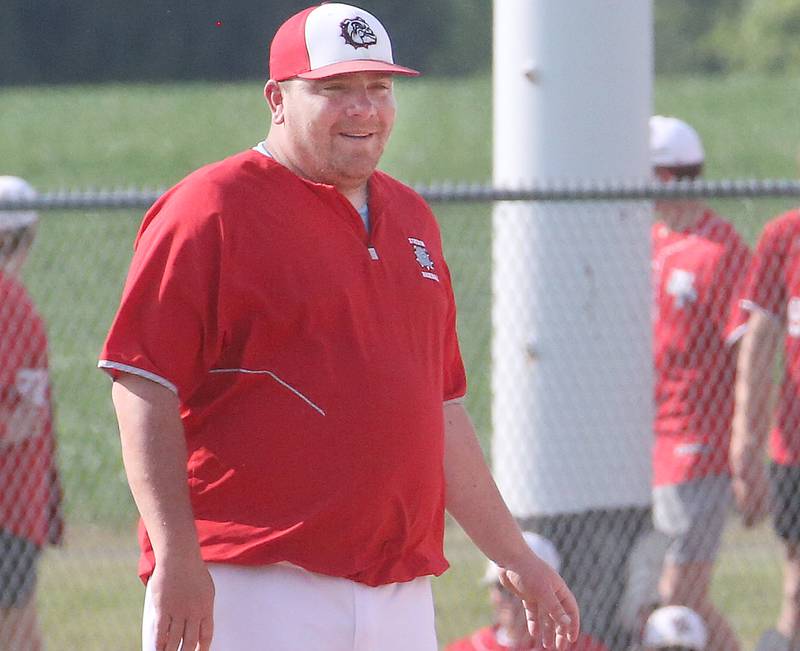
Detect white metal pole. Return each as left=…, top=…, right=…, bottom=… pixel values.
left=492, top=0, right=653, bottom=516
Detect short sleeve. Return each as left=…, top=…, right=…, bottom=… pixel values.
left=0, top=280, right=48, bottom=406
left=99, top=190, right=225, bottom=401
left=720, top=236, right=752, bottom=344
left=0, top=279, right=51, bottom=445
left=741, top=218, right=787, bottom=320
left=438, top=258, right=467, bottom=404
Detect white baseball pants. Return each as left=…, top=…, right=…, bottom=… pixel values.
left=142, top=562, right=438, bottom=651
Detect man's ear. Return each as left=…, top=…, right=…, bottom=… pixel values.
left=264, top=80, right=286, bottom=124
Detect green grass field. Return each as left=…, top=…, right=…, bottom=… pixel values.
left=2, top=73, right=799, bottom=648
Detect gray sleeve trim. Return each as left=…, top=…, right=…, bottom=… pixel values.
left=740, top=299, right=781, bottom=322
left=97, top=360, right=178, bottom=395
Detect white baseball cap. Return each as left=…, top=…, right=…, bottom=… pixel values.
left=483, top=531, right=561, bottom=584
left=642, top=605, right=708, bottom=650
left=269, top=3, right=419, bottom=81
left=0, top=176, right=38, bottom=231
left=650, top=115, right=705, bottom=167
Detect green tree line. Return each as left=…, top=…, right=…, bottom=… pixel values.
left=655, top=0, right=800, bottom=75
left=0, top=1, right=491, bottom=84
left=1, top=1, right=797, bottom=85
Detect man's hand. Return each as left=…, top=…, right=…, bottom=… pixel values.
left=149, top=558, right=215, bottom=651
left=499, top=554, right=580, bottom=650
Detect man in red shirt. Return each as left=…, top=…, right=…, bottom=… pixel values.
left=99, top=4, right=579, bottom=651
left=649, top=116, right=749, bottom=651
left=446, top=533, right=608, bottom=651
left=731, top=185, right=800, bottom=650
left=0, top=176, right=63, bottom=651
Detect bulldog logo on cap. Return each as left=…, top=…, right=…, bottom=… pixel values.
left=340, top=17, right=377, bottom=49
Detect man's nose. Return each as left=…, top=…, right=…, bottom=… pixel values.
left=345, top=88, right=377, bottom=117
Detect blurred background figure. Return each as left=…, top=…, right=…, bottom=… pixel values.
left=730, top=147, right=800, bottom=651
left=649, top=116, right=749, bottom=651
left=0, top=176, right=63, bottom=651
left=640, top=605, right=708, bottom=651
left=444, top=531, right=608, bottom=651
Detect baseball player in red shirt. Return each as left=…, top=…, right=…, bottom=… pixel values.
left=649, top=116, right=749, bottom=651
left=731, top=186, right=800, bottom=650
left=0, top=176, right=63, bottom=651
left=99, top=4, right=580, bottom=651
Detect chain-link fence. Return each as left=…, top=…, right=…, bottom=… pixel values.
left=2, top=181, right=800, bottom=650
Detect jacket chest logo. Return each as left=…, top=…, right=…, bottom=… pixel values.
left=666, top=268, right=696, bottom=308
left=788, top=297, right=800, bottom=337
left=408, top=237, right=439, bottom=282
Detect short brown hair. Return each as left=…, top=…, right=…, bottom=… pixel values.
left=654, top=163, right=703, bottom=181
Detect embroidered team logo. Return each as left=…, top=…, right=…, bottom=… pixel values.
left=672, top=615, right=694, bottom=636
left=666, top=268, right=697, bottom=308
left=340, top=17, right=378, bottom=49
left=409, top=237, right=439, bottom=282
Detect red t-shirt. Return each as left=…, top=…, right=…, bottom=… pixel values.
left=651, top=211, right=751, bottom=485
left=0, top=271, right=61, bottom=547
left=444, top=625, right=609, bottom=651
left=739, top=208, right=800, bottom=465
left=99, top=150, right=467, bottom=586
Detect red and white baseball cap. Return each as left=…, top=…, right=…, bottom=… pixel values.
left=269, top=3, right=420, bottom=81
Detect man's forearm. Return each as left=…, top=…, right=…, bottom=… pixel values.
left=732, top=311, right=780, bottom=467
left=443, top=403, right=531, bottom=569
left=112, top=374, right=202, bottom=562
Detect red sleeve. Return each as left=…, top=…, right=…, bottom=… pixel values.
left=100, top=187, right=225, bottom=401
left=0, top=281, right=49, bottom=425
left=741, top=216, right=788, bottom=319
left=437, top=250, right=467, bottom=403
left=720, top=234, right=752, bottom=342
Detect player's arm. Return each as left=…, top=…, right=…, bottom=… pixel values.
left=443, top=402, right=579, bottom=650
left=731, top=309, right=781, bottom=527
left=112, top=373, right=214, bottom=651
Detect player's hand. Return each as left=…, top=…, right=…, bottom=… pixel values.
left=149, top=557, right=214, bottom=651
left=731, top=460, right=770, bottom=527
left=498, top=554, right=580, bottom=650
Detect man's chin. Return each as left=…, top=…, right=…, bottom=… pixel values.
left=329, top=161, right=381, bottom=183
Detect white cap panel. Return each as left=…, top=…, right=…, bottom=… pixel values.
left=304, top=3, right=395, bottom=69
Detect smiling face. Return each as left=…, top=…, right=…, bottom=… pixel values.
left=265, top=71, right=396, bottom=197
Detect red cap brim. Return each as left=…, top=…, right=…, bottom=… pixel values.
left=296, top=60, right=420, bottom=80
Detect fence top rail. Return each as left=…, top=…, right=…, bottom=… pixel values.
left=1, top=179, right=800, bottom=211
